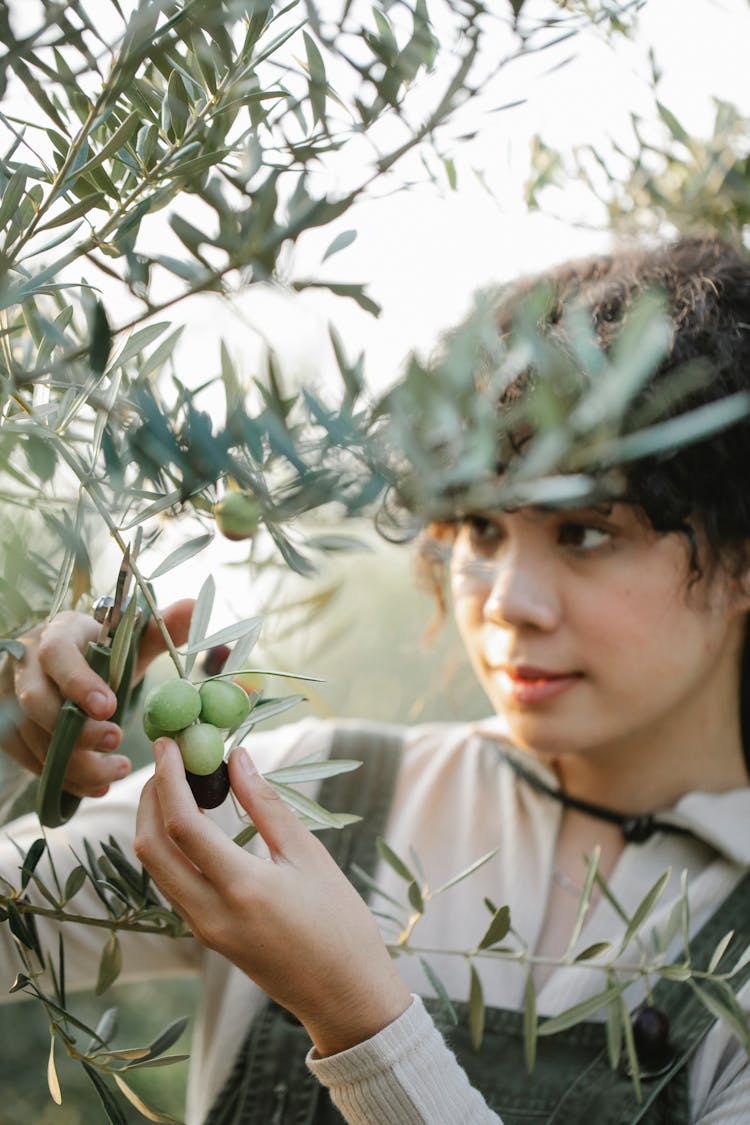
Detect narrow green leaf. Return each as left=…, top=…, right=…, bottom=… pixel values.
left=264, top=759, right=361, bottom=785
left=147, top=533, right=214, bottom=580
left=419, top=958, right=458, bottom=1026
left=407, top=880, right=424, bottom=913
left=688, top=980, right=750, bottom=1052
left=708, top=930, right=736, bottom=974
left=36, top=193, right=107, bottom=231
left=322, top=229, right=357, bottom=262
left=122, top=1053, right=189, bottom=1071
left=231, top=694, right=306, bottom=741
left=120, top=489, right=184, bottom=529
left=63, top=865, right=87, bottom=902
left=81, top=1062, right=129, bottom=1125
left=112, top=322, right=171, bottom=368
left=303, top=32, right=327, bottom=124
left=538, top=986, right=622, bottom=1036
left=376, top=838, right=417, bottom=883
left=616, top=869, right=671, bottom=956
left=479, top=905, right=511, bottom=950
left=6, top=899, right=36, bottom=956
left=20, top=837, right=46, bottom=889
left=108, top=592, right=137, bottom=694
left=0, top=169, right=27, bottom=231
left=523, top=969, right=537, bottom=1073
left=183, top=616, right=263, bottom=656
left=184, top=574, right=215, bottom=676
left=88, top=300, right=112, bottom=375
left=269, top=780, right=360, bottom=829
left=75, top=112, right=141, bottom=178
left=564, top=847, right=601, bottom=957
left=91, top=1007, right=119, bottom=1050
left=574, top=941, right=611, bottom=962
left=605, top=975, right=622, bottom=1069
left=658, top=963, right=692, bottom=982
left=730, top=943, right=750, bottom=977
left=96, top=931, right=123, bottom=995
left=468, top=962, right=485, bottom=1050
left=431, top=849, right=498, bottom=897
left=656, top=100, right=691, bottom=145
left=620, top=996, right=642, bottom=1103
left=145, top=1016, right=190, bottom=1059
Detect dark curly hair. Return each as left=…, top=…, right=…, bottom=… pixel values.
left=420, top=234, right=750, bottom=770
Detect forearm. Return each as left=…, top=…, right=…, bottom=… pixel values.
left=307, top=995, right=503, bottom=1125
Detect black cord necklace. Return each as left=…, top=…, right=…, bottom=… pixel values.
left=498, top=750, right=693, bottom=844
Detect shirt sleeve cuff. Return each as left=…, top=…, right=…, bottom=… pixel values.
left=306, top=994, right=502, bottom=1124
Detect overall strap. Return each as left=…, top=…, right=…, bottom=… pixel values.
left=549, top=867, right=750, bottom=1124
left=315, top=723, right=404, bottom=889
left=203, top=723, right=404, bottom=1125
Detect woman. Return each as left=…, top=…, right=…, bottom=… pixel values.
left=1, top=236, right=749, bottom=1124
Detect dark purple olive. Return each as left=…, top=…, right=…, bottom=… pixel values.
left=185, top=761, right=230, bottom=809
left=632, top=1005, right=671, bottom=1068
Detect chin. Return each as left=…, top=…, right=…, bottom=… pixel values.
left=501, top=713, right=589, bottom=760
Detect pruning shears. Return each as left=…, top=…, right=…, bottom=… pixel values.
left=37, top=536, right=151, bottom=828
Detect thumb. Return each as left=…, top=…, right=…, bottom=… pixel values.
left=228, top=747, right=310, bottom=862
left=136, top=599, right=195, bottom=678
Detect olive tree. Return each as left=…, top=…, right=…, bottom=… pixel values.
left=3, top=2, right=748, bottom=1120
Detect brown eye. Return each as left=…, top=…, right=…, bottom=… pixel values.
left=465, top=516, right=502, bottom=554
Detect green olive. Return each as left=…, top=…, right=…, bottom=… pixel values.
left=142, top=712, right=171, bottom=742
left=176, top=723, right=226, bottom=775
left=143, top=679, right=202, bottom=734
left=199, top=679, right=251, bottom=730
left=213, top=491, right=262, bottom=541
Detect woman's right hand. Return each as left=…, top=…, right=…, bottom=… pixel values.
left=0, top=600, right=193, bottom=800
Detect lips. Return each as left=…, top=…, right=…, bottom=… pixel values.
left=489, top=663, right=582, bottom=705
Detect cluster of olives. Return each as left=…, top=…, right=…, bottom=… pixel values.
left=142, top=677, right=250, bottom=808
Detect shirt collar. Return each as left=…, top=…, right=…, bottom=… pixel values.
left=472, top=716, right=750, bottom=866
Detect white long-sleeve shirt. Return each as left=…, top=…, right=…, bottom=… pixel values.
left=2, top=716, right=749, bottom=1123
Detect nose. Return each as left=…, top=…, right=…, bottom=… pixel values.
left=481, top=550, right=561, bottom=632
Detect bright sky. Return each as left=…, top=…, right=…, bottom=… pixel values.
left=163, top=0, right=750, bottom=404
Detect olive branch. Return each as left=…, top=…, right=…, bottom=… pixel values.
left=5, top=820, right=750, bottom=1115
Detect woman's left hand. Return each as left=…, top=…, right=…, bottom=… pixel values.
left=135, top=738, right=412, bottom=1057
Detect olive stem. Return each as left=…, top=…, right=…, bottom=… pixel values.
left=49, top=437, right=185, bottom=677
left=4, top=894, right=191, bottom=937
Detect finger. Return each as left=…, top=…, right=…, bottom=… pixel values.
left=35, top=615, right=116, bottom=719
left=18, top=718, right=131, bottom=797
left=228, top=746, right=312, bottom=863
left=150, top=738, right=257, bottom=885
left=135, top=773, right=214, bottom=910
left=14, top=659, right=121, bottom=743
left=135, top=600, right=195, bottom=679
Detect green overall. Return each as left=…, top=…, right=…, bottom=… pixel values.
left=205, top=728, right=750, bottom=1125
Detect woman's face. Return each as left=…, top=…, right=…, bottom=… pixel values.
left=450, top=504, right=748, bottom=767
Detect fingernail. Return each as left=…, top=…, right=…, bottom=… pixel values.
left=87, top=690, right=112, bottom=716
left=111, top=756, right=131, bottom=779
left=101, top=732, right=119, bottom=750
left=153, top=738, right=167, bottom=762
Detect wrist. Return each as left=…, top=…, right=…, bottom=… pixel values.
left=305, top=975, right=412, bottom=1058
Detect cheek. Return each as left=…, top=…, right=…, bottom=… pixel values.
left=451, top=591, right=486, bottom=657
